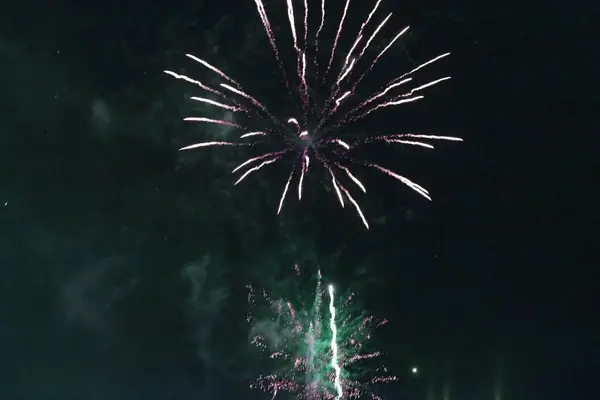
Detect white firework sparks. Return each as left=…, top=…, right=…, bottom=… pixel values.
left=165, top=0, right=462, bottom=229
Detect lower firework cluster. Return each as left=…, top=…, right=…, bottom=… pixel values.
left=247, top=268, right=396, bottom=399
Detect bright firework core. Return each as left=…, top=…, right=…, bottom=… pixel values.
left=288, top=117, right=319, bottom=149
left=165, top=0, right=463, bottom=229
left=298, top=131, right=313, bottom=147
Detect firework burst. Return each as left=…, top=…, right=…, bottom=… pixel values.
left=165, top=0, right=462, bottom=228
left=247, top=267, right=396, bottom=399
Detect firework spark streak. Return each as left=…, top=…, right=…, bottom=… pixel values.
left=328, top=285, right=343, bottom=400
left=165, top=0, right=462, bottom=228
left=247, top=268, right=396, bottom=399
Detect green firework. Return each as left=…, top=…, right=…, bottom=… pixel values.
left=248, top=268, right=396, bottom=399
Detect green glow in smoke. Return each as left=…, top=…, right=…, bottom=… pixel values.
left=328, top=284, right=343, bottom=399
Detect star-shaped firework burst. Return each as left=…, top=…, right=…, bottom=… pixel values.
left=165, top=0, right=462, bottom=228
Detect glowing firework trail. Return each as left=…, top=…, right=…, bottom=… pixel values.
left=165, top=0, right=463, bottom=228
left=328, top=285, right=343, bottom=399
left=247, top=268, right=396, bottom=399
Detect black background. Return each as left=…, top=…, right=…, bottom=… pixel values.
left=1, top=0, right=597, bottom=399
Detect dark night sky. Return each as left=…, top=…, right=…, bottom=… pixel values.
left=1, top=0, right=597, bottom=399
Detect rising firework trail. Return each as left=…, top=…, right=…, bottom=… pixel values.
left=328, top=284, right=343, bottom=400
left=165, top=0, right=462, bottom=228
left=247, top=267, right=396, bottom=399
